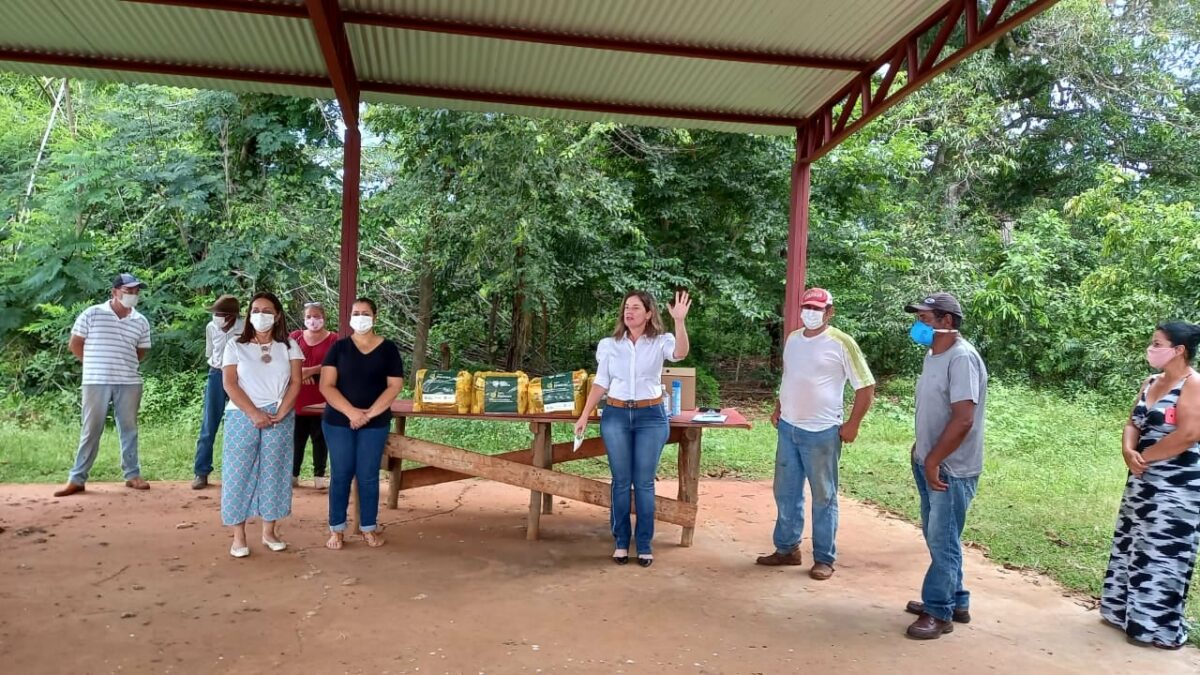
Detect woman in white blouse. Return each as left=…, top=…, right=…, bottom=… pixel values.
left=221, top=292, right=303, bottom=558
left=576, top=290, right=691, bottom=567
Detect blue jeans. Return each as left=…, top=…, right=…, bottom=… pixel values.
left=600, top=404, right=670, bottom=554
left=323, top=422, right=388, bottom=533
left=68, top=384, right=142, bottom=485
left=194, top=367, right=227, bottom=477
left=912, top=461, right=979, bottom=622
left=772, top=421, right=841, bottom=564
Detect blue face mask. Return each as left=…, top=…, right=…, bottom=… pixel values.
left=909, top=320, right=935, bottom=347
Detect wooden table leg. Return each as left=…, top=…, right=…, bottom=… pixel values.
left=677, top=428, right=702, bottom=547
left=527, top=422, right=550, bottom=540
left=387, top=416, right=406, bottom=509
left=541, top=424, right=554, bottom=515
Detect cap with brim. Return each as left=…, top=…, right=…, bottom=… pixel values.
left=112, top=273, right=147, bottom=289
left=209, top=294, right=240, bottom=315
left=904, top=292, right=963, bottom=317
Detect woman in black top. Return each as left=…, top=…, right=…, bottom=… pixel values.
left=318, top=298, right=405, bottom=550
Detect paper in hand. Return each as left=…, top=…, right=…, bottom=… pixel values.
left=573, top=434, right=584, bottom=453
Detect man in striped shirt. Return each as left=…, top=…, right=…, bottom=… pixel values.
left=54, top=273, right=153, bottom=497
left=757, top=288, right=876, bottom=580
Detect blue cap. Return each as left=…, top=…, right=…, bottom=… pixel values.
left=112, top=273, right=147, bottom=289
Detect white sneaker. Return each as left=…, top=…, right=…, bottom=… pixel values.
left=313, top=476, right=327, bottom=490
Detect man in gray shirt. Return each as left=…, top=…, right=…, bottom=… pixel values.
left=900, top=292, right=987, bottom=640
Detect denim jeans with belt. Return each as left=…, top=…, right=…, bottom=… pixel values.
left=772, top=421, right=842, bottom=564
left=68, top=383, right=143, bottom=485
left=600, top=404, right=670, bottom=554
left=912, top=461, right=979, bottom=622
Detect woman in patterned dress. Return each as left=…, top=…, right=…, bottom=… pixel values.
left=220, top=292, right=304, bottom=558
left=1101, top=321, right=1200, bottom=649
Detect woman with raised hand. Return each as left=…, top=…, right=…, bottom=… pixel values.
left=220, top=292, right=303, bottom=558
left=575, top=290, right=691, bottom=567
left=319, top=298, right=405, bottom=550
left=1101, top=321, right=1200, bottom=649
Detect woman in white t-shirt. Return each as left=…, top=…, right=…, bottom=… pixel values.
left=220, top=292, right=303, bottom=558
left=575, top=290, right=691, bottom=567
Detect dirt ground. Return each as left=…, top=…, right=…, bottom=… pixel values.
left=0, top=479, right=1196, bottom=675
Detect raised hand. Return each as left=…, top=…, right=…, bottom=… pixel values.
left=669, top=290, right=692, bottom=322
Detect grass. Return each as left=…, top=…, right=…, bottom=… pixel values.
left=1, top=379, right=1195, bottom=643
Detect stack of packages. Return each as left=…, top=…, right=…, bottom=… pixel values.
left=528, top=369, right=587, bottom=416
left=412, top=369, right=473, bottom=414
left=471, top=371, right=530, bottom=414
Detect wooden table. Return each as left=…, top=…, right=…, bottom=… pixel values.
left=380, top=401, right=751, bottom=546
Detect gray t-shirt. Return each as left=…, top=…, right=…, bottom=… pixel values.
left=914, top=337, right=988, bottom=478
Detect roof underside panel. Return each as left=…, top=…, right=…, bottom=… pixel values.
left=345, top=0, right=942, bottom=62
left=0, top=0, right=954, bottom=134
left=349, top=25, right=856, bottom=119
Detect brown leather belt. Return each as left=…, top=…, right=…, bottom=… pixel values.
left=606, top=396, right=663, bottom=409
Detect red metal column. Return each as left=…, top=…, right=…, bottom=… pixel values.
left=338, top=123, right=362, bottom=335
left=305, top=0, right=362, bottom=334
left=783, top=125, right=812, bottom=337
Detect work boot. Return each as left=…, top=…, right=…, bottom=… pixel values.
left=53, top=482, right=85, bottom=497
left=906, top=613, right=954, bottom=640
left=755, top=548, right=803, bottom=566
left=191, top=474, right=208, bottom=490
left=905, top=600, right=970, bottom=624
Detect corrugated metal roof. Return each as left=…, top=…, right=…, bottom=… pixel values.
left=0, top=0, right=951, bottom=134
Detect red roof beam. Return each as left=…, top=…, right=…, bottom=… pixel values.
left=121, top=0, right=872, bottom=71
left=0, top=48, right=797, bottom=128
left=804, top=0, right=1060, bottom=163
left=304, top=0, right=359, bottom=125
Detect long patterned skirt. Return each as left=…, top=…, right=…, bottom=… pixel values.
left=1100, top=460, right=1200, bottom=647
left=220, top=405, right=294, bottom=526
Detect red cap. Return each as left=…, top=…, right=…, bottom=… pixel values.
left=800, top=288, right=833, bottom=309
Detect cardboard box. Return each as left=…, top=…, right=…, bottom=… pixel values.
left=662, top=367, right=696, bottom=411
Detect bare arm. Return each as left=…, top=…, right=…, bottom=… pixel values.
left=318, top=366, right=360, bottom=418
left=574, top=383, right=610, bottom=436
left=273, top=359, right=303, bottom=419
left=673, top=319, right=690, bottom=360
left=922, top=400, right=976, bottom=491
left=1122, top=378, right=1152, bottom=475
left=925, top=400, right=977, bottom=467
left=136, top=348, right=148, bottom=362
left=223, top=364, right=269, bottom=427
left=840, top=384, right=876, bottom=443
left=366, top=377, right=405, bottom=419
left=69, top=335, right=85, bottom=361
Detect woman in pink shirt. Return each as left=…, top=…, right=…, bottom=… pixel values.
left=289, top=302, right=337, bottom=489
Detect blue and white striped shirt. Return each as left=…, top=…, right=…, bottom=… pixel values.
left=72, top=302, right=151, bottom=385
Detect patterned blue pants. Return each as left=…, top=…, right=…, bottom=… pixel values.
left=221, top=405, right=294, bottom=526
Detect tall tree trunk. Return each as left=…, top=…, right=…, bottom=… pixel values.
left=411, top=233, right=434, bottom=372
left=505, top=246, right=529, bottom=371
left=487, top=296, right=500, bottom=363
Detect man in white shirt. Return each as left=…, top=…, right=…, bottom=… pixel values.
left=54, top=273, right=152, bottom=497
left=757, top=288, right=875, bottom=580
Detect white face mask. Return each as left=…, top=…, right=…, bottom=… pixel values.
left=801, top=308, right=826, bottom=331
left=305, top=317, right=325, bottom=332
left=349, top=315, right=374, bottom=334
left=250, top=312, right=275, bottom=332
left=118, top=292, right=140, bottom=309
left=211, top=314, right=225, bottom=329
